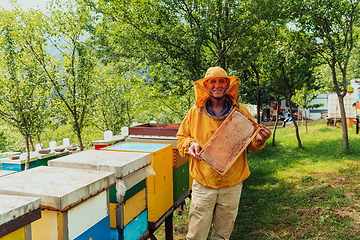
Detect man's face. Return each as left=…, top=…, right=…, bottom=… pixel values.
left=205, top=78, right=229, bottom=98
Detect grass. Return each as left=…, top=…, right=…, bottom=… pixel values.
left=155, top=119, right=360, bottom=239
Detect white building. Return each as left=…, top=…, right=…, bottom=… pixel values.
left=278, top=93, right=356, bottom=121
left=307, top=93, right=329, bottom=120
left=278, top=93, right=328, bottom=120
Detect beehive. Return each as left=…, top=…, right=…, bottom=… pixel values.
left=0, top=154, right=38, bottom=172
left=126, top=135, right=190, bottom=203
left=92, top=135, right=125, bottom=150
left=34, top=152, right=55, bottom=166
left=0, top=194, right=41, bottom=240
left=101, top=142, right=173, bottom=223
left=0, top=166, right=115, bottom=240
left=48, top=150, right=151, bottom=240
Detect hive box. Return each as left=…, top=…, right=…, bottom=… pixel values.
left=0, top=154, right=38, bottom=172
left=48, top=150, right=151, bottom=240
left=129, top=123, right=180, bottom=137
left=101, top=142, right=173, bottom=223
left=0, top=194, right=41, bottom=240
left=31, top=151, right=55, bottom=166
left=126, top=137, right=188, bottom=168
left=199, top=107, right=261, bottom=176
left=126, top=137, right=190, bottom=205
left=0, top=166, right=115, bottom=240
left=128, top=122, right=191, bottom=195
left=173, top=161, right=189, bottom=205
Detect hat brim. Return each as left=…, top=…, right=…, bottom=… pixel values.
left=195, top=76, right=239, bottom=86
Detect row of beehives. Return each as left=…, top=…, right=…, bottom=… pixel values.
left=0, top=138, right=80, bottom=172
left=0, top=139, right=190, bottom=240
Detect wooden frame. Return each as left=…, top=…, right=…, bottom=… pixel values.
left=199, top=107, right=261, bottom=176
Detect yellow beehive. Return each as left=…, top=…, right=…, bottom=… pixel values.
left=126, top=137, right=192, bottom=193
left=147, top=180, right=173, bottom=222
left=110, top=188, right=147, bottom=229
left=102, top=142, right=173, bottom=223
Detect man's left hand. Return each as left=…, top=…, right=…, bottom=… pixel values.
left=255, top=125, right=272, bottom=141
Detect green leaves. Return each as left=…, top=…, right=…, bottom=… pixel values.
left=293, top=0, right=360, bottom=149
left=0, top=9, right=52, bottom=138
left=292, top=84, right=324, bottom=110
left=82, top=0, right=284, bottom=116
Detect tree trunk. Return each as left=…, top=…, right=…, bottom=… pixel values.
left=29, top=137, right=35, bottom=152
left=37, top=135, right=43, bottom=149
left=257, top=105, right=261, bottom=124
left=305, top=111, right=308, bottom=132
left=24, top=135, right=30, bottom=170
left=251, top=64, right=262, bottom=124
left=337, top=93, right=349, bottom=150
left=272, top=96, right=280, bottom=147
left=330, top=60, right=349, bottom=149
left=76, top=130, right=84, bottom=151
left=286, top=97, right=302, bottom=149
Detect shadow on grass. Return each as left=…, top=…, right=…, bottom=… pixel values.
left=230, top=136, right=360, bottom=239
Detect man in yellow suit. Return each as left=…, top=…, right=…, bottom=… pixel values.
left=177, top=66, right=271, bottom=240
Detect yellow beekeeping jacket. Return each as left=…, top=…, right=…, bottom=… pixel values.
left=176, top=76, right=266, bottom=188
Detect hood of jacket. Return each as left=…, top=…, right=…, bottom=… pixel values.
left=193, top=74, right=240, bottom=119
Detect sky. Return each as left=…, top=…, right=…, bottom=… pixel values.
left=1, top=0, right=49, bottom=12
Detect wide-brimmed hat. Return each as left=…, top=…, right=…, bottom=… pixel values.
left=193, top=67, right=240, bottom=116
left=199, top=66, right=238, bottom=83
left=194, top=66, right=240, bottom=97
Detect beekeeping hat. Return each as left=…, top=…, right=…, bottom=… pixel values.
left=193, top=66, right=240, bottom=112
left=201, top=66, right=238, bottom=83
left=194, top=66, right=239, bottom=98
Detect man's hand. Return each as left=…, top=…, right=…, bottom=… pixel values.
left=255, top=125, right=272, bottom=141
left=189, top=141, right=202, bottom=160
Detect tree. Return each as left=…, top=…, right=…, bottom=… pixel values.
left=81, top=0, right=280, bottom=116
left=93, top=64, right=128, bottom=134
left=271, top=94, right=282, bottom=146
left=92, top=61, right=153, bottom=133
left=232, top=20, right=282, bottom=123
left=0, top=9, right=52, bottom=169
left=295, top=0, right=360, bottom=150
left=266, top=30, right=317, bottom=149
left=292, top=84, right=324, bottom=132
left=25, top=0, right=98, bottom=150
left=0, top=129, right=7, bottom=153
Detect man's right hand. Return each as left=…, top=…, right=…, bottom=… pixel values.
left=189, top=141, right=202, bottom=160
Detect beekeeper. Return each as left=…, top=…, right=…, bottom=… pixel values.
left=177, top=66, right=271, bottom=240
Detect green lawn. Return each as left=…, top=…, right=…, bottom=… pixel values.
left=156, top=119, right=360, bottom=239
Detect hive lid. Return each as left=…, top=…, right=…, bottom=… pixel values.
left=126, top=136, right=179, bottom=149
left=92, top=139, right=117, bottom=145
left=0, top=166, right=115, bottom=211
left=0, top=170, right=16, bottom=178
left=48, top=150, right=151, bottom=178
left=0, top=194, right=41, bottom=226
left=0, top=153, right=38, bottom=164
left=102, top=142, right=171, bottom=153
left=199, top=107, right=262, bottom=176
left=92, top=135, right=125, bottom=145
